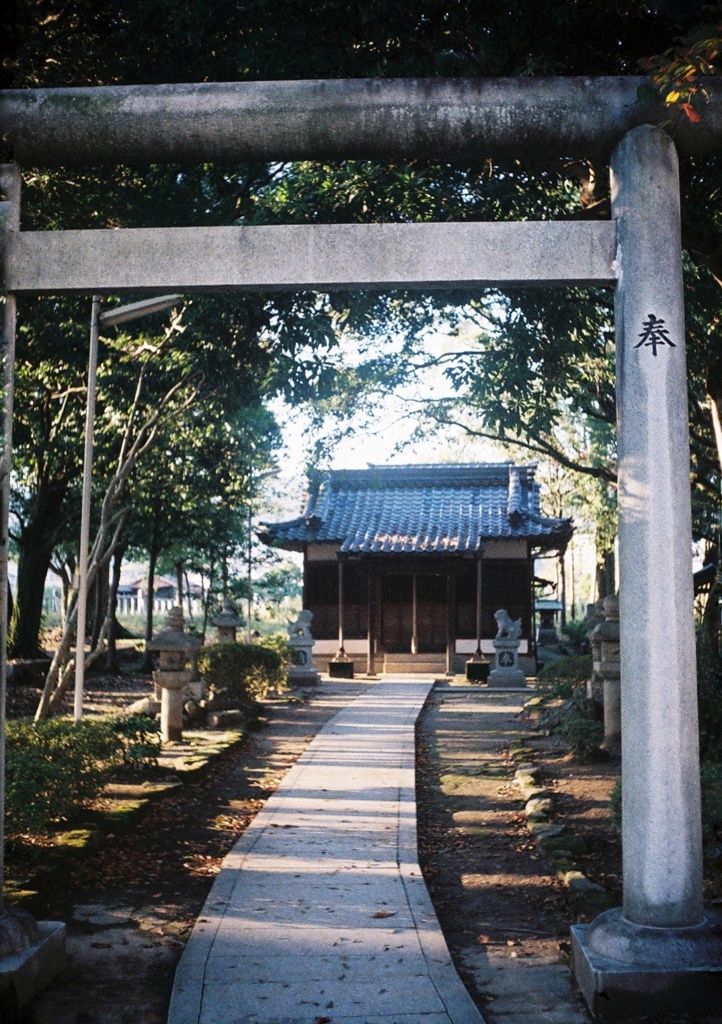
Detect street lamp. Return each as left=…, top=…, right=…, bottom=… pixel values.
left=73, top=294, right=181, bottom=721
left=245, top=467, right=278, bottom=643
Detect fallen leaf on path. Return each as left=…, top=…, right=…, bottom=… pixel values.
left=371, top=910, right=396, bottom=918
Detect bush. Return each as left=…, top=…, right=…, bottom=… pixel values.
left=701, top=759, right=722, bottom=838
left=609, top=763, right=722, bottom=843
left=112, top=713, right=160, bottom=769
left=198, top=640, right=287, bottom=713
left=696, top=628, right=722, bottom=762
left=557, top=696, right=604, bottom=757
left=558, top=618, right=591, bottom=653
left=537, top=653, right=592, bottom=699
left=5, top=718, right=122, bottom=838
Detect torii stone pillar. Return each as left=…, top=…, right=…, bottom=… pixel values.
left=571, top=126, right=722, bottom=1017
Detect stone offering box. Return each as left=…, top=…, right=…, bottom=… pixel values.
left=328, top=660, right=354, bottom=679
left=466, top=659, right=490, bottom=683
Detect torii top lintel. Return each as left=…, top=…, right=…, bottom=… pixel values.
left=1, top=76, right=722, bottom=168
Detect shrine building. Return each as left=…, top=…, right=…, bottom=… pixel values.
left=259, top=462, right=572, bottom=675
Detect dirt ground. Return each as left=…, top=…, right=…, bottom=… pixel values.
left=7, top=674, right=722, bottom=1024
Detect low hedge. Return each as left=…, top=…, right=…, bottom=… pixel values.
left=5, top=713, right=160, bottom=839
left=197, top=639, right=288, bottom=713
left=537, top=653, right=592, bottom=698
left=5, top=718, right=122, bottom=838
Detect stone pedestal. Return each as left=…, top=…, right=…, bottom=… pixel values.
left=572, top=907, right=722, bottom=1019
left=488, top=611, right=526, bottom=688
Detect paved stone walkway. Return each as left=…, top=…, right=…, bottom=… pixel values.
left=168, top=679, right=484, bottom=1024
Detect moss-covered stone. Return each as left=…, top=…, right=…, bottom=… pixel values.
left=538, top=833, right=588, bottom=856
left=52, top=828, right=101, bottom=850
left=102, top=800, right=147, bottom=832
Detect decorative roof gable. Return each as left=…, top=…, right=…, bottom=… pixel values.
left=259, top=463, right=572, bottom=555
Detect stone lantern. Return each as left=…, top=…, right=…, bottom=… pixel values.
left=591, top=593, right=620, bottom=754
left=147, top=606, right=202, bottom=743
left=586, top=597, right=606, bottom=701
left=210, top=595, right=244, bottom=644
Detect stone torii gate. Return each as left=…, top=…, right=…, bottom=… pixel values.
left=1, top=77, right=722, bottom=1016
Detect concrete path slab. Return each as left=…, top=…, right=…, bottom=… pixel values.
left=168, top=680, right=485, bottom=1024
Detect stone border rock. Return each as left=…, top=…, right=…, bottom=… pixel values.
left=511, top=748, right=607, bottom=901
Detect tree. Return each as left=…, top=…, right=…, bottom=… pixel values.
left=34, top=348, right=199, bottom=717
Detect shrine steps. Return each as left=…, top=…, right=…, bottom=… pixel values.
left=381, top=651, right=448, bottom=675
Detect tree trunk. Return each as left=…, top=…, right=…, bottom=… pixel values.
left=175, top=559, right=184, bottom=612
left=595, top=548, right=616, bottom=601
left=8, top=480, right=69, bottom=658
left=184, top=567, right=193, bottom=620
left=141, top=546, right=158, bottom=672
left=90, top=560, right=110, bottom=650
left=106, top=542, right=127, bottom=674
left=202, top=558, right=215, bottom=641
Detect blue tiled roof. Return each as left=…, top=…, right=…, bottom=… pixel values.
left=260, top=463, right=572, bottom=555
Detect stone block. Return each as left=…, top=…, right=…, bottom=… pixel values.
left=538, top=834, right=587, bottom=856
left=0, top=921, right=66, bottom=1013
left=528, top=822, right=564, bottom=839
left=209, top=709, right=245, bottom=729
left=526, top=796, right=555, bottom=820
left=563, top=871, right=604, bottom=893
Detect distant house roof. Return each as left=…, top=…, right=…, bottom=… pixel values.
left=259, top=463, right=572, bottom=556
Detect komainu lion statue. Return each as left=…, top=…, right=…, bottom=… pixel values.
left=494, top=608, right=522, bottom=641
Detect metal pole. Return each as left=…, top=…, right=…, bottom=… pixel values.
left=247, top=500, right=252, bottom=643
left=74, top=294, right=100, bottom=722
left=0, top=294, right=17, bottom=910
left=1, top=163, right=20, bottom=909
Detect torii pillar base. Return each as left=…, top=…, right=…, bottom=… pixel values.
left=571, top=909, right=722, bottom=1020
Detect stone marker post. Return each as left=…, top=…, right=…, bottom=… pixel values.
left=571, top=126, right=722, bottom=1017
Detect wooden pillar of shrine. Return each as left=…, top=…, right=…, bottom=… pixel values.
left=411, top=574, right=419, bottom=654
left=446, top=573, right=457, bottom=675
left=367, top=570, right=378, bottom=675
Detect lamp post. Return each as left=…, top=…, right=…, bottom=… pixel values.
left=73, top=294, right=181, bottom=722
left=245, top=466, right=277, bottom=644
